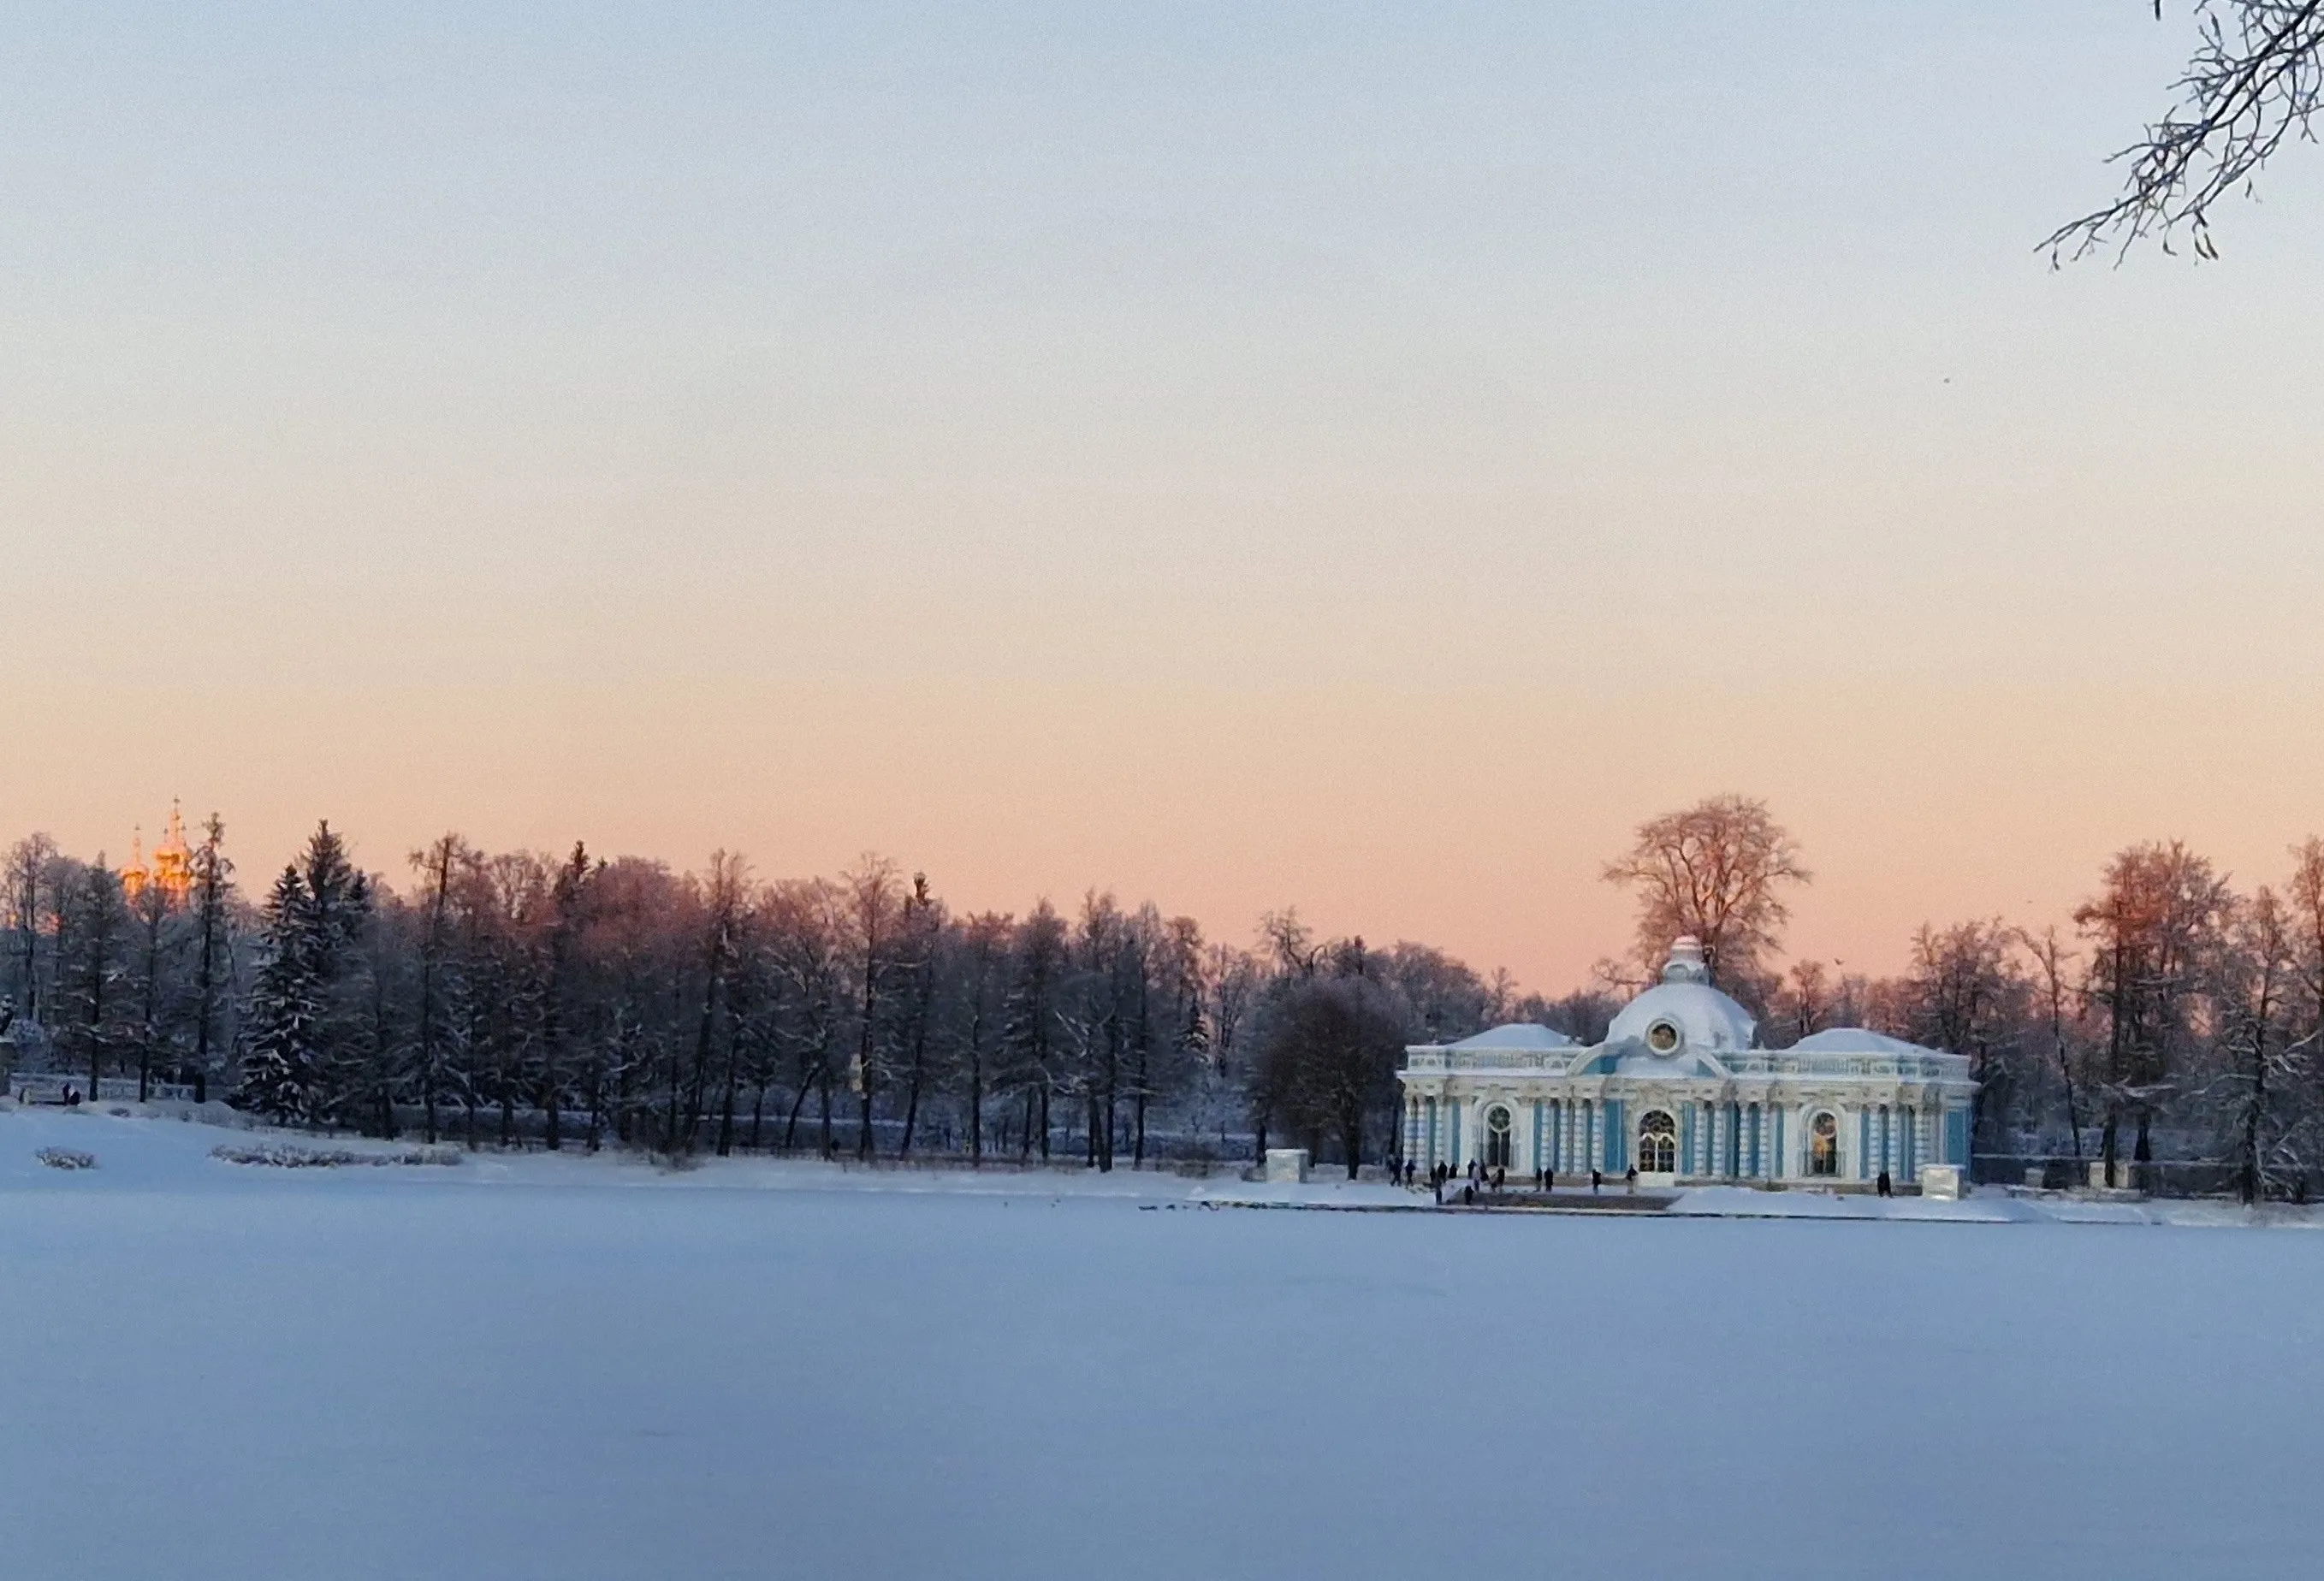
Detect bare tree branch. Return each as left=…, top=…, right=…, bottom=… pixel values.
left=2048, top=1, right=2324, bottom=263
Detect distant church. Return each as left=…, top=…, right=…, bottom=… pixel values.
left=122, top=802, right=195, bottom=909
left=1398, top=938, right=1977, bottom=1187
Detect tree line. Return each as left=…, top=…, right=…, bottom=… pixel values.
left=7, top=799, right=2324, bottom=1198
left=0, top=821, right=1554, bottom=1173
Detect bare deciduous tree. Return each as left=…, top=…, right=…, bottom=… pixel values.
left=2051, top=2, right=2324, bottom=260
left=1601, top=795, right=1810, bottom=986
left=2075, top=841, right=2232, bottom=1186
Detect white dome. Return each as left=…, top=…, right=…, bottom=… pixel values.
left=1789, top=1027, right=1924, bottom=1056
left=1447, top=1022, right=1576, bottom=1051
left=1604, top=942, right=1756, bottom=1054
left=1606, top=982, right=1757, bottom=1054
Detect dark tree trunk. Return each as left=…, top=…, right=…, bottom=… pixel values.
left=663, top=1044, right=685, bottom=1154
left=898, top=1016, right=929, bottom=1159
left=615, top=1033, right=636, bottom=1145
left=2241, top=1037, right=2266, bottom=1205
left=715, top=1025, right=742, bottom=1158
left=782, top=1059, right=815, bottom=1152
left=968, top=1021, right=984, bottom=1168
left=2055, top=1043, right=2082, bottom=1159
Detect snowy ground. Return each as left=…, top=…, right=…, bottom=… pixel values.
left=6, top=1108, right=2322, bottom=1579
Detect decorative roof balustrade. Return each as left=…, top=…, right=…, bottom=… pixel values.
left=1719, top=1052, right=1967, bottom=1081
left=1400, top=1050, right=1575, bottom=1075
left=1401, top=1047, right=1971, bottom=1082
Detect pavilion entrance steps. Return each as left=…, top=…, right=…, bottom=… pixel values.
left=1435, top=1187, right=1678, bottom=1215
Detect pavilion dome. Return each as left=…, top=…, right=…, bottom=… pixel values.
left=1604, top=938, right=1758, bottom=1056
left=1788, top=1027, right=1927, bottom=1057
left=1446, top=1022, right=1576, bottom=1051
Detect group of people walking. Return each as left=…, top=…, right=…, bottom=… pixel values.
left=1400, top=1155, right=1633, bottom=1205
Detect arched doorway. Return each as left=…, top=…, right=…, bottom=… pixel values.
left=1808, top=1111, right=1841, bottom=1176
left=1483, top=1105, right=1515, bottom=1169
left=1637, top=1110, right=1677, bottom=1174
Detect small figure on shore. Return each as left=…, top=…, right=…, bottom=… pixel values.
left=1461, top=1183, right=1474, bottom=1205
left=1625, top=1166, right=1638, bottom=1193
left=1591, top=1169, right=1601, bottom=1194
left=1491, top=1166, right=1505, bottom=1192
left=1876, top=1169, right=1892, bottom=1198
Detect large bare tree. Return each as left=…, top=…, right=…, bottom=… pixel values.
left=2073, top=840, right=2232, bottom=1185
left=1601, top=795, right=1810, bottom=986
left=2052, top=2, right=2324, bottom=259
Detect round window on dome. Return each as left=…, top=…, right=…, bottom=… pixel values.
left=1645, top=1019, right=1681, bottom=1055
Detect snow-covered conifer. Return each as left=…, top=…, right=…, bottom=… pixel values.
left=237, top=866, right=323, bottom=1125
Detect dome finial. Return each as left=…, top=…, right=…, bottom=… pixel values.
left=1663, top=937, right=1710, bottom=985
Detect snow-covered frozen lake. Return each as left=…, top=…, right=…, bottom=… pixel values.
left=4, top=1109, right=2320, bottom=1580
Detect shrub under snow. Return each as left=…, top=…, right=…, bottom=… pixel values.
left=210, top=1142, right=462, bottom=1169
left=35, top=1147, right=97, bottom=1170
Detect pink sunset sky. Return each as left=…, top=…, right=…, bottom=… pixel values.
left=6, top=3, right=2321, bottom=990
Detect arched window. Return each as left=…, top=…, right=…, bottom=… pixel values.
left=1483, top=1105, right=1514, bottom=1169
left=1809, top=1110, right=1841, bottom=1176
left=1638, top=1110, right=1677, bottom=1173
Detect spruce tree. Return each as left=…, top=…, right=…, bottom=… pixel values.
left=295, top=821, right=374, bottom=1124
left=237, top=866, right=322, bottom=1125
left=188, top=814, right=234, bottom=1103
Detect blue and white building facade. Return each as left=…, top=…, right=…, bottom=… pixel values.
left=1397, top=939, right=1977, bottom=1188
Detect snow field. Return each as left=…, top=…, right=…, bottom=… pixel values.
left=3, top=1110, right=2321, bottom=1579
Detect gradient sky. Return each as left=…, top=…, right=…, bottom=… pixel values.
left=6, top=3, right=2322, bottom=990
